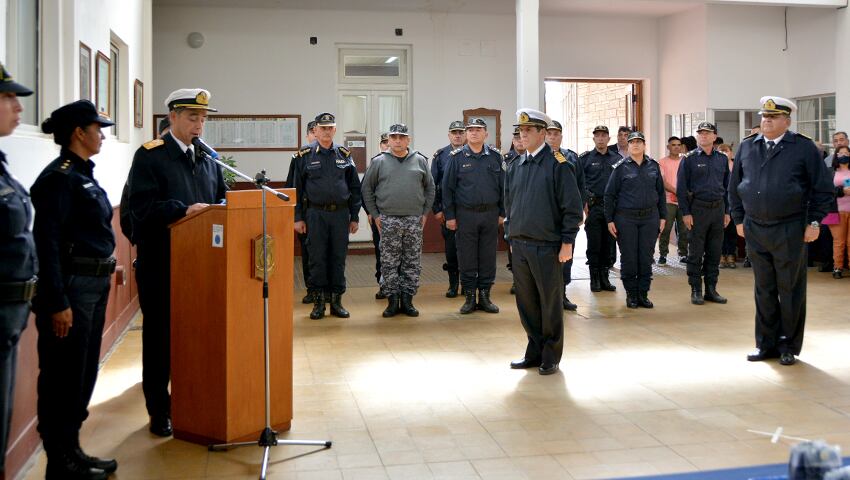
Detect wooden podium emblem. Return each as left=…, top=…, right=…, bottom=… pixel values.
left=252, top=234, right=276, bottom=280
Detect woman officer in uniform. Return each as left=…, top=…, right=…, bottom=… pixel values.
left=31, top=100, right=117, bottom=480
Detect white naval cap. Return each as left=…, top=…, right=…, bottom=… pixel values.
left=164, top=88, right=218, bottom=111
left=759, top=96, right=796, bottom=116
left=513, top=108, right=551, bottom=128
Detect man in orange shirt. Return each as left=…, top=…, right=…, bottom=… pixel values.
left=657, top=136, right=688, bottom=264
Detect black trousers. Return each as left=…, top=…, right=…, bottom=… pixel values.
left=562, top=243, right=575, bottom=287
left=306, top=208, right=350, bottom=294
left=136, top=243, right=171, bottom=418
left=686, top=202, right=724, bottom=287
left=440, top=223, right=458, bottom=274
left=808, top=225, right=833, bottom=266
left=614, top=212, right=660, bottom=293
left=36, top=275, right=110, bottom=452
left=298, top=232, right=312, bottom=290
left=722, top=221, right=738, bottom=256
left=0, top=301, right=29, bottom=471
left=456, top=208, right=499, bottom=291
left=512, top=241, right=564, bottom=365
left=745, top=218, right=808, bottom=355
left=585, top=203, right=615, bottom=269
left=370, top=217, right=382, bottom=284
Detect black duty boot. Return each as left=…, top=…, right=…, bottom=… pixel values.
left=446, top=272, right=459, bottom=298
left=46, top=449, right=109, bottom=480
left=638, top=291, right=654, bottom=308
left=626, top=290, right=639, bottom=309
left=589, top=269, right=602, bottom=292
left=460, top=290, right=477, bottom=314
left=73, top=443, right=118, bottom=474
left=400, top=293, right=419, bottom=317
left=690, top=285, right=704, bottom=305
left=562, top=294, right=577, bottom=311
left=599, top=269, right=617, bottom=291
left=703, top=284, right=727, bottom=304
left=477, top=288, right=499, bottom=313
left=510, top=283, right=516, bottom=294
left=301, top=291, right=315, bottom=304
left=329, top=293, right=350, bottom=318
left=383, top=295, right=400, bottom=317
left=309, top=291, right=326, bottom=319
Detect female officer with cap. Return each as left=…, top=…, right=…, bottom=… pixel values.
left=605, top=131, right=667, bottom=309
left=30, top=100, right=117, bottom=480
left=0, top=61, right=36, bottom=477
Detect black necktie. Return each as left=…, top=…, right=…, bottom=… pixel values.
left=765, top=141, right=775, bottom=158
left=186, top=148, right=194, bottom=162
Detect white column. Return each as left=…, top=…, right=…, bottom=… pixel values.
left=516, top=0, right=540, bottom=110
left=836, top=6, right=850, bottom=131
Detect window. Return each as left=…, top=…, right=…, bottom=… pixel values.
left=666, top=112, right=706, bottom=139
left=110, top=41, right=119, bottom=135
left=4, top=0, right=39, bottom=125
left=796, top=94, right=836, bottom=152
left=339, top=48, right=407, bottom=85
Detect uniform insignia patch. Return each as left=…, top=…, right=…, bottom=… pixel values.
left=142, top=139, right=164, bottom=150
left=297, top=146, right=311, bottom=157
left=450, top=147, right=463, bottom=156
left=338, top=146, right=351, bottom=156
left=612, top=158, right=626, bottom=169
left=553, top=151, right=567, bottom=164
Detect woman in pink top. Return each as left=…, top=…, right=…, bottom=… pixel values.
left=829, top=145, right=850, bottom=278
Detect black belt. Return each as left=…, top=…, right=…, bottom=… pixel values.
left=618, top=207, right=655, bottom=218
left=310, top=203, right=341, bottom=212
left=692, top=198, right=723, bottom=209
left=459, top=204, right=498, bottom=212
left=0, top=276, right=38, bottom=303
left=588, top=196, right=604, bottom=207
left=65, top=256, right=117, bottom=277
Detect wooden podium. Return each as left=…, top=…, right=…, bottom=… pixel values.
left=169, top=188, right=296, bottom=445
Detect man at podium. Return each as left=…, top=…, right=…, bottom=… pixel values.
left=126, top=88, right=226, bottom=437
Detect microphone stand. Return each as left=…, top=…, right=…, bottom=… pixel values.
left=204, top=153, right=331, bottom=479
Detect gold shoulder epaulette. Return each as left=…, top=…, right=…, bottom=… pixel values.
left=338, top=146, right=351, bottom=156
left=142, top=138, right=164, bottom=150
left=296, top=146, right=311, bottom=157
left=553, top=150, right=567, bottom=164
left=742, top=132, right=757, bottom=140
left=450, top=147, right=463, bottom=156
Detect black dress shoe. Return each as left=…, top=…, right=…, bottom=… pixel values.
left=538, top=363, right=559, bottom=375
left=74, top=447, right=118, bottom=474
left=637, top=292, right=653, bottom=308
left=301, top=291, right=315, bottom=304
left=779, top=352, right=797, bottom=365
left=510, top=283, right=516, bottom=295
left=510, top=358, right=541, bottom=369
left=563, top=295, right=577, bottom=311
left=658, top=256, right=667, bottom=265
left=46, top=451, right=109, bottom=480
left=150, top=415, right=173, bottom=437
left=746, top=348, right=779, bottom=362
left=743, top=257, right=751, bottom=268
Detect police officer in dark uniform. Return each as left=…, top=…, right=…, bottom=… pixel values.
left=677, top=121, right=730, bottom=305
left=505, top=109, right=583, bottom=376
left=579, top=125, right=620, bottom=293
left=128, top=88, right=227, bottom=437
left=367, top=132, right=390, bottom=300
left=0, top=63, right=36, bottom=477
left=729, top=96, right=833, bottom=366
left=292, top=113, right=361, bottom=320
left=442, top=118, right=504, bottom=314
left=546, top=120, right=586, bottom=310
left=286, top=120, right=317, bottom=304
left=431, top=121, right=466, bottom=297
left=31, top=100, right=117, bottom=479
left=605, top=131, right=667, bottom=309
left=503, top=127, right=524, bottom=295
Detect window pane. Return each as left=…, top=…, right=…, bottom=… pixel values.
left=344, top=55, right=400, bottom=77
left=6, top=0, right=39, bottom=125
left=340, top=95, right=367, bottom=135
left=377, top=95, right=401, bottom=133
left=797, top=121, right=818, bottom=140
left=797, top=99, right=819, bottom=122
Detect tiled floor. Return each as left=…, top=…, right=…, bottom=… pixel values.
left=21, top=251, right=850, bottom=480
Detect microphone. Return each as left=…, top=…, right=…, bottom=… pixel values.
left=192, top=136, right=219, bottom=159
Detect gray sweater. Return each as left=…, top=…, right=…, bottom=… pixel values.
left=361, top=150, right=435, bottom=217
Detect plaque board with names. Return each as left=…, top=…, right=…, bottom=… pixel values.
left=152, top=114, right=301, bottom=151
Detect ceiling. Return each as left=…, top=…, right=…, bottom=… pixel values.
left=152, top=0, right=705, bottom=18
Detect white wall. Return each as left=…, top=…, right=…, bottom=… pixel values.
left=0, top=0, right=153, bottom=203
left=540, top=12, right=659, bottom=154
left=706, top=4, right=836, bottom=111
left=836, top=5, right=850, bottom=130
left=152, top=6, right=517, bottom=182
left=657, top=5, right=708, bottom=149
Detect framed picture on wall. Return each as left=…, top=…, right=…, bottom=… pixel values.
left=95, top=51, right=111, bottom=118
left=463, top=107, right=502, bottom=150
left=133, top=80, right=143, bottom=128
left=79, top=42, right=92, bottom=101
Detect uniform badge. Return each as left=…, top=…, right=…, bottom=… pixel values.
left=195, top=91, right=209, bottom=105
left=143, top=138, right=164, bottom=150
left=764, top=98, right=776, bottom=111
left=338, top=146, right=351, bottom=157
left=553, top=151, right=567, bottom=164
left=519, top=112, right=529, bottom=123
